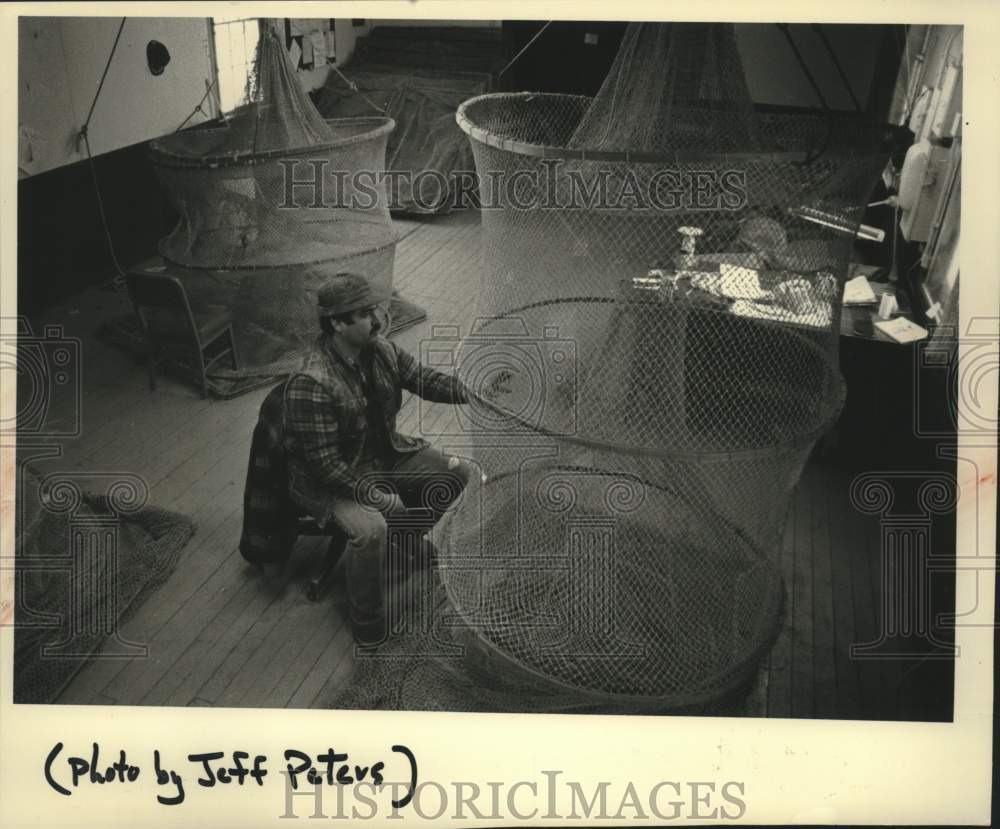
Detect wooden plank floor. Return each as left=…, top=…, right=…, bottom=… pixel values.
left=20, top=209, right=928, bottom=718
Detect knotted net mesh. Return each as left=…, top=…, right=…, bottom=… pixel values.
left=14, top=471, right=194, bottom=703
left=147, top=20, right=397, bottom=379
left=332, top=22, right=900, bottom=714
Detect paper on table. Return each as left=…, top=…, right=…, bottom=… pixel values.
left=718, top=263, right=770, bottom=300
left=692, top=265, right=771, bottom=301
left=843, top=274, right=877, bottom=305
left=730, top=299, right=832, bottom=329
left=874, top=317, right=929, bottom=343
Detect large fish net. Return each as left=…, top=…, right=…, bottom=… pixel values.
left=332, top=23, right=902, bottom=714
left=147, top=20, right=397, bottom=379
left=13, top=469, right=193, bottom=703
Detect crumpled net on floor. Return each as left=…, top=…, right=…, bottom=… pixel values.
left=14, top=471, right=194, bottom=704
left=314, top=25, right=504, bottom=214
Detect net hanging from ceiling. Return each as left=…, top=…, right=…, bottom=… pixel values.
left=147, top=19, right=397, bottom=378
left=334, top=22, right=903, bottom=715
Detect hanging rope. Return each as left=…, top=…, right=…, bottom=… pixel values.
left=250, top=19, right=272, bottom=159
left=775, top=24, right=829, bottom=110
left=496, top=21, right=553, bottom=80
left=77, top=17, right=128, bottom=290
left=775, top=24, right=836, bottom=166
left=811, top=25, right=862, bottom=112
left=331, top=64, right=388, bottom=114
left=175, top=78, right=219, bottom=132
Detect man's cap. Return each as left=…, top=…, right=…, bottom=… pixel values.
left=317, top=273, right=389, bottom=318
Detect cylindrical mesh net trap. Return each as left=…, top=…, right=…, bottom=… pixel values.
left=330, top=22, right=905, bottom=714
left=147, top=21, right=398, bottom=379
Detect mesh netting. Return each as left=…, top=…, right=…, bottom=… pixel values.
left=14, top=471, right=194, bottom=703
left=568, top=22, right=758, bottom=153
left=313, top=24, right=504, bottom=214
left=147, top=20, right=398, bottom=380
left=332, top=23, right=898, bottom=714
left=315, top=65, right=491, bottom=214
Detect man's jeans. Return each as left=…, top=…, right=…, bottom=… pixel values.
left=325, top=447, right=471, bottom=640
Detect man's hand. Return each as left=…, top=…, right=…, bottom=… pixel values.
left=479, top=369, right=514, bottom=403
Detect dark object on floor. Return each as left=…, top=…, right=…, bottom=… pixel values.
left=14, top=470, right=195, bottom=704
left=314, top=26, right=504, bottom=214
left=97, top=293, right=427, bottom=399
left=125, top=269, right=240, bottom=399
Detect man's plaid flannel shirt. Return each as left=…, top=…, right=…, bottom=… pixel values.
left=283, top=334, right=469, bottom=523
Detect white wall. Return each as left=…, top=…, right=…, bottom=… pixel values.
left=18, top=17, right=216, bottom=177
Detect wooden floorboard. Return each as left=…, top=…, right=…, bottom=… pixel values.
left=765, top=502, right=794, bottom=718
left=790, top=473, right=815, bottom=718
left=826, top=466, right=862, bottom=718
left=141, top=564, right=261, bottom=706
left=58, top=501, right=246, bottom=703
left=809, top=466, right=839, bottom=718
left=865, top=509, right=903, bottom=719
left=261, top=597, right=347, bottom=708
left=846, top=474, right=887, bottom=719
left=32, top=210, right=900, bottom=719
left=155, top=570, right=300, bottom=708
left=286, top=622, right=355, bottom=709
